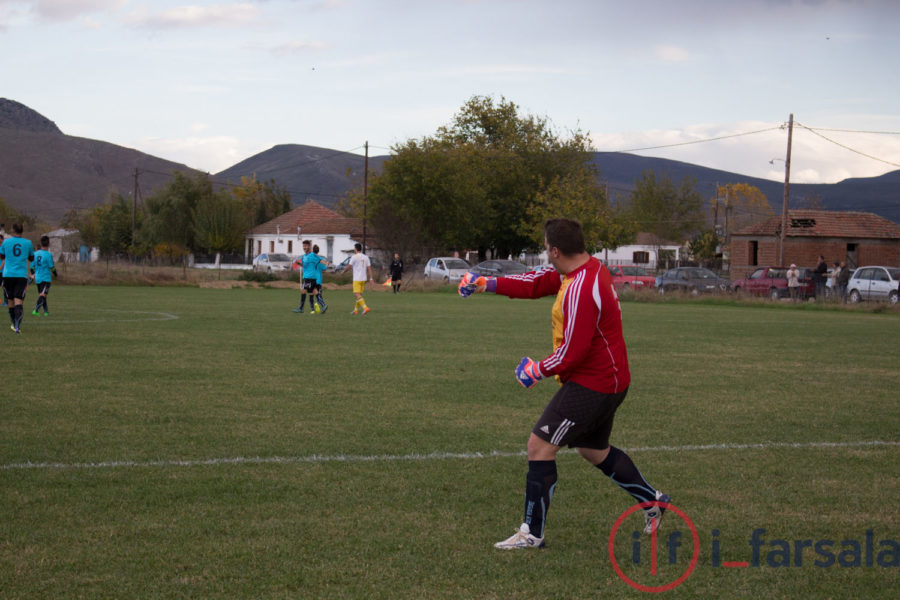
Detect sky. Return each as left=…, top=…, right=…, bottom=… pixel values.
left=2, top=0, right=900, bottom=184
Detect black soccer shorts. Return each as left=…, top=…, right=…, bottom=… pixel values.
left=532, top=382, right=629, bottom=450
left=302, top=279, right=317, bottom=293
left=2, top=277, right=28, bottom=301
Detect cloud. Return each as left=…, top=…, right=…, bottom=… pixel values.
left=0, top=0, right=121, bottom=27
left=136, top=134, right=246, bottom=173
left=125, top=3, right=261, bottom=30
left=590, top=120, right=900, bottom=184
left=654, top=45, right=691, bottom=62
left=267, top=39, right=327, bottom=57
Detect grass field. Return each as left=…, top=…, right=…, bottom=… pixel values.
left=1, top=284, right=898, bottom=599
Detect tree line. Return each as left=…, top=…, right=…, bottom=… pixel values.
left=60, top=173, right=290, bottom=261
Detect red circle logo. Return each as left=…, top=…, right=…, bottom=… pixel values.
left=607, top=501, right=699, bottom=592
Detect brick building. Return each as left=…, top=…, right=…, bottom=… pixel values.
left=730, top=209, right=899, bottom=278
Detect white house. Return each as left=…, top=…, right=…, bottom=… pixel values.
left=245, top=200, right=366, bottom=265
left=592, top=232, right=683, bottom=270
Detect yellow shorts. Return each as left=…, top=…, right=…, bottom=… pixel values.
left=353, top=281, right=366, bottom=294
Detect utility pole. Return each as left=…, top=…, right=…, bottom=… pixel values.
left=779, top=114, right=793, bottom=266
left=363, top=141, right=368, bottom=254
left=132, top=167, right=142, bottom=255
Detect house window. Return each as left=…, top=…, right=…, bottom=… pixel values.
left=288, top=240, right=293, bottom=254
left=256, top=240, right=261, bottom=255
left=633, top=251, right=650, bottom=264
left=269, top=241, right=275, bottom=252
left=749, top=241, right=759, bottom=266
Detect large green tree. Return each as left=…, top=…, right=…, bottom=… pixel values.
left=629, top=170, right=705, bottom=245
left=349, top=95, right=602, bottom=259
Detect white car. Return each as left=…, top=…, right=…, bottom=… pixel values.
left=252, top=253, right=293, bottom=273
left=846, top=266, right=899, bottom=304
left=423, top=257, right=471, bottom=281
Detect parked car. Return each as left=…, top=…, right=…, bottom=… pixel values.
left=423, top=257, right=471, bottom=281
left=656, top=267, right=731, bottom=295
left=607, top=265, right=656, bottom=289
left=252, top=253, right=293, bottom=273
left=845, top=266, right=900, bottom=304
left=471, top=259, right=530, bottom=277
left=731, top=266, right=814, bottom=300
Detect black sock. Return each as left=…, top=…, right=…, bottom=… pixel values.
left=299, top=293, right=306, bottom=309
left=524, top=460, right=557, bottom=538
left=596, top=446, right=656, bottom=504
left=13, top=305, right=23, bottom=328
left=8, top=306, right=14, bottom=325
left=43, top=297, right=48, bottom=312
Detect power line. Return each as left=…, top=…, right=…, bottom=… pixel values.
left=597, top=126, right=782, bottom=153
left=795, top=123, right=900, bottom=169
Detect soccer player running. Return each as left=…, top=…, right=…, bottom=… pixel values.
left=342, top=242, right=374, bottom=314
left=459, top=218, right=669, bottom=549
left=0, top=223, right=35, bottom=334
left=31, top=235, right=57, bottom=316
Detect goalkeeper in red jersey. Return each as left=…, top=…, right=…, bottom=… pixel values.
left=459, top=218, right=670, bottom=549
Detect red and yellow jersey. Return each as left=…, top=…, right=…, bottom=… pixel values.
left=495, top=258, right=630, bottom=394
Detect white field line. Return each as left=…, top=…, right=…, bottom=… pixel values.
left=2, top=440, right=897, bottom=472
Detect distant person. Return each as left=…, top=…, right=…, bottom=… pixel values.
left=294, top=240, right=323, bottom=314
left=837, top=261, right=851, bottom=303
left=0, top=224, right=35, bottom=333
left=812, top=255, right=828, bottom=300
left=389, top=252, right=404, bottom=293
left=786, top=264, right=801, bottom=302
left=342, top=242, right=374, bottom=315
left=828, top=261, right=841, bottom=301
left=31, top=235, right=57, bottom=316
left=0, top=233, right=5, bottom=307
left=313, top=244, right=328, bottom=313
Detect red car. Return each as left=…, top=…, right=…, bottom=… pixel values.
left=732, top=266, right=814, bottom=300
left=607, top=265, right=657, bottom=289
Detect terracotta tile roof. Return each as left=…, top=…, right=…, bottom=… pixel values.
left=248, top=200, right=362, bottom=236
left=635, top=232, right=679, bottom=246
left=732, top=210, right=900, bottom=239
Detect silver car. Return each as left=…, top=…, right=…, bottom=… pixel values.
left=423, top=257, right=471, bottom=281
left=252, top=253, right=293, bottom=273
left=846, top=266, right=899, bottom=304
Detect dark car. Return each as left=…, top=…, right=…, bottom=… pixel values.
left=471, top=260, right=530, bottom=277
left=732, top=266, right=814, bottom=300
left=656, top=267, right=731, bottom=295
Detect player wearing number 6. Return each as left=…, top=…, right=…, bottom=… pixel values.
left=0, top=223, right=35, bottom=334
left=460, top=218, right=670, bottom=549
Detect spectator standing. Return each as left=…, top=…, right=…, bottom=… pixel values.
left=786, top=264, right=801, bottom=302
left=812, top=255, right=828, bottom=300
left=837, top=261, right=851, bottom=303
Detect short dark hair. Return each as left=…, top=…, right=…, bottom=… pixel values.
left=312, top=244, right=319, bottom=253
left=302, top=239, right=311, bottom=246
left=40, top=235, right=50, bottom=248
left=12, top=223, right=23, bottom=234
left=354, top=242, right=362, bottom=252
left=544, top=218, right=585, bottom=256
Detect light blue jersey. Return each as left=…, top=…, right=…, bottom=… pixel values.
left=315, top=256, right=327, bottom=285
left=0, top=236, right=35, bottom=278
left=301, top=252, right=322, bottom=279
left=32, top=249, right=55, bottom=283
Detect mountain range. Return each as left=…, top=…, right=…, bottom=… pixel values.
left=1, top=98, right=897, bottom=225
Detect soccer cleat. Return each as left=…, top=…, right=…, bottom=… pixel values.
left=293, top=307, right=304, bottom=313
left=43, top=312, right=49, bottom=316
left=319, top=302, right=327, bottom=314
left=494, top=523, right=545, bottom=550
left=10, top=324, right=15, bottom=332
left=643, top=490, right=671, bottom=535
left=32, top=310, right=39, bottom=316
left=363, top=306, right=370, bottom=315
left=352, top=310, right=358, bottom=315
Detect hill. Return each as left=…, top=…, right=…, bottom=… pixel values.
left=0, top=98, right=201, bottom=224
left=0, top=99, right=897, bottom=224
